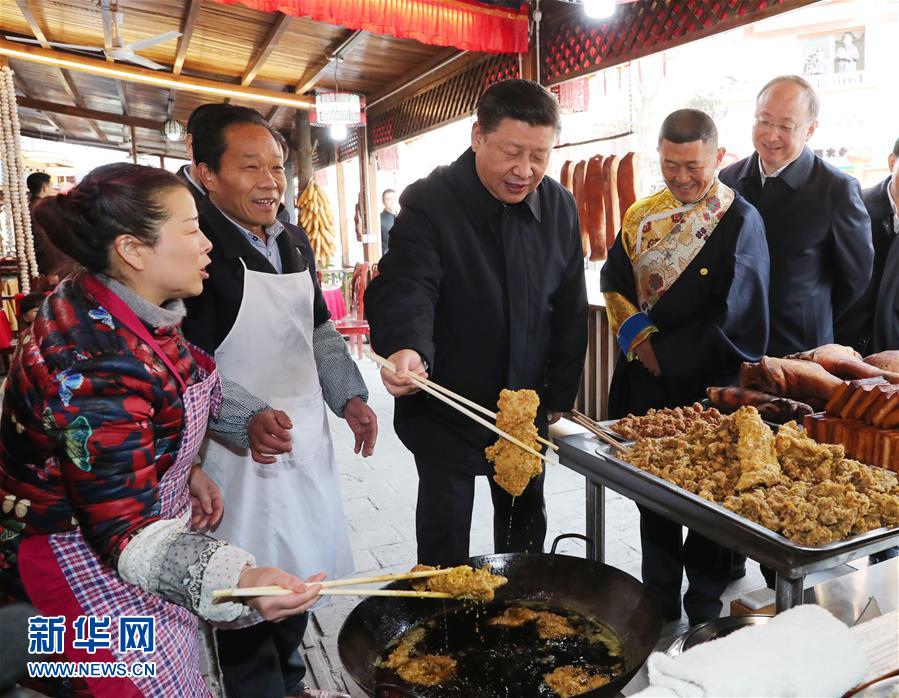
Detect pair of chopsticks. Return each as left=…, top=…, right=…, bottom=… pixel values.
left=366, top=350, right=556, bottom=465
left=570, top=410, right=631, bottom=457
left=213, top=567, right=457, bottom=600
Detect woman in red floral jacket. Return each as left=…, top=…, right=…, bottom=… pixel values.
left=0, top=163, right=322, bottom=697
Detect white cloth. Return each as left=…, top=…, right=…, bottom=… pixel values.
left=201, top=258, right=354, bottom=626
left=632, top=605, right=868, bottom=698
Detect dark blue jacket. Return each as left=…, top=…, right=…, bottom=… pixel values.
left=834, top=177, right=899, bottom=353
left=720, top=147, right=872, bottom=357
left=602, top=193, right=770, bottom=417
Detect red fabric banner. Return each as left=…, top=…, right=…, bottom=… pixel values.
left=209, top=0, right=530, bottom=54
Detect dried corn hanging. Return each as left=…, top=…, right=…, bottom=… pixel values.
left=297, top=179, right=337, bottom=268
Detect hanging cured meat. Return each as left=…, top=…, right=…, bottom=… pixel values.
left=617, top=152, right=639, bottom=222
left=601, top=155, right=621, bottom=252
left=584, top=155, right=607, bottom=261
left=559, top=160, right=574, bottom=193
left=571, top=159, right=590, bottom=258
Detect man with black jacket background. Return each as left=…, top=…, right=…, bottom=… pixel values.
left=835, top=137, right=899, bottom=356
left=365, top=79, right=588, bottom=567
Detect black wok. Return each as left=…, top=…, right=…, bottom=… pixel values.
left=338, top=545, right=661, bottom=697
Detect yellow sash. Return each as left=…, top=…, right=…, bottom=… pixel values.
left=630, top=179, right=735, bottom=312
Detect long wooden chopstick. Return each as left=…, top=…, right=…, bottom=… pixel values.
left=212, top=586, right=453, bottom=600
left=319, top=589, right=454, bottom=599
left=570, top=412, right=631, bottom=457
left=318, top=567, right=456, bottom=588
left=368, top=351, right=553, bottom=466
left=366, top=350, right=558, bottom=452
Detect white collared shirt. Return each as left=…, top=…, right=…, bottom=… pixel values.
left=888, top=182, right=899, bottom=235
left=758, top=158, right=790, bottom=186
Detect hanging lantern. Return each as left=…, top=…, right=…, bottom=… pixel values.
left=311, top=92, right=365, bottom=142
left=162, top=118, right=186, bottom=142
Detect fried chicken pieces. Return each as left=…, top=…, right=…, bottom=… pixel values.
left=627, top=407, right=899, bottom=545
left=383, top=627, right=457, bottom=686
left=544, top=666, right=612, bottom=698
left=487, top=606, right=577, bottom=639
left=485, top=389, right=543, bottom=496
left=409, top=563, right=508, bottom=602
left=611, top=402, right=723, bottom=440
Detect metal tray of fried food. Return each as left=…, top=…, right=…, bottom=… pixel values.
left=556, top=435, right=899, bottom=579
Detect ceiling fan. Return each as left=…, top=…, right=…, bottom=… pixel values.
left=5, top=8, right=181, bottom=71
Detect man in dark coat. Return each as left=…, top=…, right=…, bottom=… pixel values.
left=719, top=75, right=872, bottom=358
left=379, top=188, right=397, bottom=255
left=602, top=109, right=770, bottom=625
left=836, top=137, right=899, bottom=355
left=365, top=79, right=588, bottom=567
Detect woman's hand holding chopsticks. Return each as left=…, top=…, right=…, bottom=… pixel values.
left=237, top=567, right=325, bottom=621
left=380, top=349, right=429, bottom=397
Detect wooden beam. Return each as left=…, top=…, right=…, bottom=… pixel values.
left=11, top=71, right=68, bottom=135
left=130, top=125, right=138, bottom=164
left=13, top=0, right=110, bottom=142
left=100, top=0, right=115, bottom=63
left=241, top=13, right=291, bottom=86
left=173, top=0, right=203, bottom=76
left=19, top=127, right=183, bottom=157
left=59, top=70, right=110, bottom=142
left=16, top=96, right=163, bottom=130
left=299, top=30, right=367, bottom=95
left=267, top=30, right=367, bottom=123
left=13, top=0, right=49, bottom=46
left=367, top=48, right=466, bottom=107
left=0, top=39, right=315, bottom=110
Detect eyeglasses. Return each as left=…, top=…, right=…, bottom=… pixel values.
left=753, top=116, right=808, bottom=136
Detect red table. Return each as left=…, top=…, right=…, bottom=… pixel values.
left=322, top=286, right=347, bottom=321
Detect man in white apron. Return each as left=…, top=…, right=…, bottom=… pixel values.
left=182, top=106, right=376, bottom=698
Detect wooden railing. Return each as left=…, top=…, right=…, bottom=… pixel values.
left=575, top=302, right=617, bottom=421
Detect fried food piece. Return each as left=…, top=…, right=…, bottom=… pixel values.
left=534, top=611, right=578, bottom=639
left=628, top=407, right=899, bottom=545
left=544, top=665, right=611, bottom=697
left=410, top=563, right=508, bottom=603
left=487, top=606, right=577, bottom=639
left=384, top=627, right=427, bottom=669
left=385, top=627, right=457, bottom=686
left=487, top=606, right=539, bottom=627
left=732, top=406, right=782, bottom=491
left=485, top=389, right=542, bottom=496
left=396, top=655, right=457, bottom=686
left=611, top=402, right=722, bottom=440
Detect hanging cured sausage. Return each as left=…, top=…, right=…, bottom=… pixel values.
left=584, top=155, right=607, bottom=261
left=617, top=152, right=638, bottom=224
left=601, top=155, right=620, bottom=253
left=559, top=160, right=574, bottom=194
left=571, top=159, right=590, bottom=258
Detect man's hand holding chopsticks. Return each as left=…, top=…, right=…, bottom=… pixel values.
left=381, top=349, right=429, bottom=397
left=238, top=567, right=326, bottom=621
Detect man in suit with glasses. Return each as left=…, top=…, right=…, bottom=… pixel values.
left=720, top=74, right=872, bottom=359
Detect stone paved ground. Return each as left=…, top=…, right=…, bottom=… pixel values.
left=301, top=358, right=773, bottom=696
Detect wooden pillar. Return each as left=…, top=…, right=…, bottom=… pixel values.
left=357, top=124, right=379, bottom=262
left=158, top=155, right=165, bottom=168
left=284, top=155, right=296, bottom=225
left=335, top=147, right=351, bottom=269
left=520, top=41, right=539, bottom=83
left=129, top=126, right=137, bottom=164
left=294, top=110, right=314, bottom=190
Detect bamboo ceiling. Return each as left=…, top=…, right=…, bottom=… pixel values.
left=0, top=0, right=486, bottom=158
